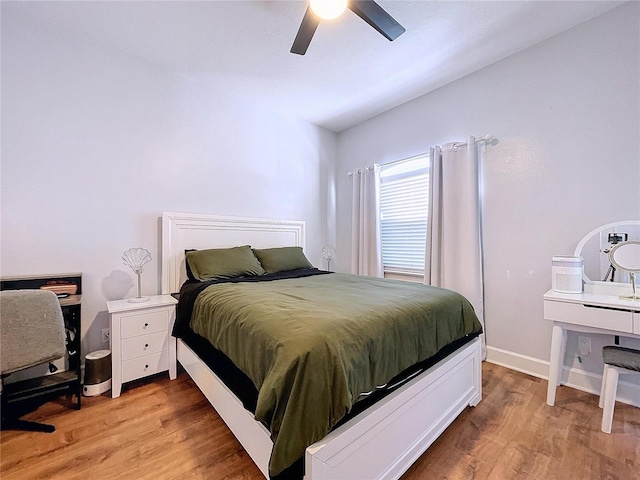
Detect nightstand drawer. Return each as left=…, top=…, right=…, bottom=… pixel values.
left=121, top=331, right=168, bottom=361
left=122, top=351, right=169, bottom=383
left=121, top=310, right=169, bottom=338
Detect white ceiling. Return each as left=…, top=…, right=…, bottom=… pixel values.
left=4, top=0, right=625, bottom=132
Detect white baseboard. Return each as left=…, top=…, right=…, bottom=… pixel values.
left=486, top=346, right=640, bottom=408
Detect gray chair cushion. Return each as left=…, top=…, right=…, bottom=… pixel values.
left=602, top=345, right=640, bottom=372
left=1, top=289, right=66, bottom=375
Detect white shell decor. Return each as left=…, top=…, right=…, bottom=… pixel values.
left=322, top=245, right=336, bottom=260
left=322, top=245, right=336, bottom=271
left=122, top=248, right=152, bottom=274
left=122, top=248, right=152, bottom=302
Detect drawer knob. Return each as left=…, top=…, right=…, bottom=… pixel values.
left=144, top=343, right=149, bottom=348
left=144, top=323, right=149, bottom=328
left=144, top=364, right=149, bottom=369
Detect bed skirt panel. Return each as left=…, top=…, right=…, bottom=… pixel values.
left=177, top=336, right=482, bottom=480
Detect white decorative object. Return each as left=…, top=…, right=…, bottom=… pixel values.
left=161, top=212, right=482, bottom=480
left=122, top=247, right=152, bottom=303
left=322, top=244, right=336, bottom=270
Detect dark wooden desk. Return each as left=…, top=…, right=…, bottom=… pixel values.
left=1, top=273, right=82, bottom=410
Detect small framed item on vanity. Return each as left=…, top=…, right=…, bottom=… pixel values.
left=106, top=294, right=178, bottom=398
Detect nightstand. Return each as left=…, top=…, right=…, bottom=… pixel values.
left=106, top=294, right=178, bottom=398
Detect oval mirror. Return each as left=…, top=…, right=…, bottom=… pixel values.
left=608, top=240, right=640, bottom=300
left=574, top=220, right=640, bottom=285
left=609, top=241, right=640, bottom=273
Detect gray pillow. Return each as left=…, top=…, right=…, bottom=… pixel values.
left=252, top=246, right=313, bottom=274
left=186, top=245, right=265, bottom=281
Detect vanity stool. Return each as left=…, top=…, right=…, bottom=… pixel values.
left=599, top=345, right=640, bottom=433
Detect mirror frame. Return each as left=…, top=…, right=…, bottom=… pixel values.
left=573, top=220, right=640, bottom=285
left=608, top=240, right=640, bottom=300
left=608, top=240, right=640, bottom=273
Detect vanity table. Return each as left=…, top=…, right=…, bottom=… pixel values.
left=544, top=286, right=640, bottom=406
left=545, top=219, right=640, bottom=406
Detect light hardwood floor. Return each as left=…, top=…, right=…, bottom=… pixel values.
left=1, top=362, right=638, bottom=480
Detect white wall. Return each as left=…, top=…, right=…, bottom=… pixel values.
left=1, top=13, right=337, bottom=356
left=336, top=3, right=640, bottom=394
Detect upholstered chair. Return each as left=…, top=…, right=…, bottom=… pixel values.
left=1, top=289, right=67, bottom=432
left=599, top=345, right=640, bottom=433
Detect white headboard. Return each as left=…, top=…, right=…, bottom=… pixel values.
left=161, top=212, right=305, bottom=293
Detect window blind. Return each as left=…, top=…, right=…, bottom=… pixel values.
left=379, top=155, right=429, bottom=276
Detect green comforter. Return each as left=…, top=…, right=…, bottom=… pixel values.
left=189, top=272, right=482, bottom=477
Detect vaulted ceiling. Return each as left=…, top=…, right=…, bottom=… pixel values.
left=4, top=1, right=624, bottom=132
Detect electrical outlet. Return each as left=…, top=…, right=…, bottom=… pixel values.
left=101, top=328, right=110, bottom=345
left=578, top=335, right=591, bottom=356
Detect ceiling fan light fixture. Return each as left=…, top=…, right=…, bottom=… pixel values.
left=309, top=0, right=348, bottom=20
left=291, top=0, right=404, bottom=55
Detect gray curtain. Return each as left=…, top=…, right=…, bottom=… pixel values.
left=426, top=137, right=486, bottom=359
left=350, top=165, right=383, bottom=277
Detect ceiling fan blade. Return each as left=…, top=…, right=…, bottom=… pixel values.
left=291, top=7, right=320, bottom=55
left=349, top=0, right=405, bottom=41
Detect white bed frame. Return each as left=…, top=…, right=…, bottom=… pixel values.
left=161, top=212, right=482, bottom=480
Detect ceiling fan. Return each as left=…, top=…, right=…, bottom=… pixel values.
left=291, top=0, right=406, bottom=55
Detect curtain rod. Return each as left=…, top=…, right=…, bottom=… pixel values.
left=347, top=166, right=374, bottom=177
left=347, top=134, right=494, bottom=176
left=450, top=134, right=493, bottom=151
left=378, top=151, right=428, bottom=169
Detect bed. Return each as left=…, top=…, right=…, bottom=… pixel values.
left=161, top=212, right=483, bottom=480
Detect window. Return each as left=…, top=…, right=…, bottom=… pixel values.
left=379, top=154, right=429, bottom=280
